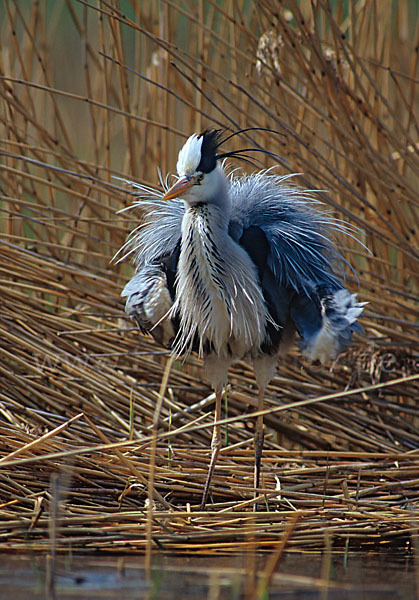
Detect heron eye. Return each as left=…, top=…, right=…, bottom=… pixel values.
left=195, top=173, right=204, bottom=185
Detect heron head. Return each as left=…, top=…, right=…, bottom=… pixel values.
left=162, top=129, right=227, bottom=206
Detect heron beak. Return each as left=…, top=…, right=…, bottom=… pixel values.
left=162, top=176, right=194, bottom=201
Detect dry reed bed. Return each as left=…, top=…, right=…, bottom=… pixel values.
left=0, top=242, right=417, bottom=554
left=0, top=1, right=418, bottom=555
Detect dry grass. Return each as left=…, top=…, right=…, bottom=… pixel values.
left=0, top=0, right=418, bottom=559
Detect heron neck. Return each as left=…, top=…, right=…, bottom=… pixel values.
left=175, top=199, right=267, bottom=358
left=182, top=202, right=230, bottom=250
left=175, top=199, right=238, bottom=356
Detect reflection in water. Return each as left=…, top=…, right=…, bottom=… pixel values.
left=0, top=552, right=416, bottom=599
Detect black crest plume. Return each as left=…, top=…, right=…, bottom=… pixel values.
left=196, top=129, right=223, bottom=173
left=196, top=127, right=285, bottom=172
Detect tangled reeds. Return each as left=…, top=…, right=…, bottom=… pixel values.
left=0, top=0, right=417, bottom=558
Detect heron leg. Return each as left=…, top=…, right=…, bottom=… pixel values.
left=200, top=387, right=223, bottom=510
left=254, top=386, right=265, bottom=511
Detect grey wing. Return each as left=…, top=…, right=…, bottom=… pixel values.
left=121, top=196, right=184, bottom=348
left=289, top=288, right=364, bottom=364
left=122, top=264, right=175, bottom=348
left=229, top=173, right=365, bottom=363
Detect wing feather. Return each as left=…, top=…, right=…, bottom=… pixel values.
left=229, top=172, right=344, bottom=295
left=230, top=172, right=364, bottom=361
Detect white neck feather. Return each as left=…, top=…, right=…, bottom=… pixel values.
left=171, top=202, right=268, bottom=358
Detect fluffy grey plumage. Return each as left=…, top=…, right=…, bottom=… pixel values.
left=119, top=128, right=365, bottom=508
left=120, top=170, right=363, bottom=366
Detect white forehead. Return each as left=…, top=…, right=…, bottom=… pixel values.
left=176, top=134, right=203, bottom=176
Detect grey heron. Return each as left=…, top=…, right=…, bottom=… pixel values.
left=120, top=128, right=364, bottom=509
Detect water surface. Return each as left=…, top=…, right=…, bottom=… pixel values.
left=0, top=551, right=416, bottom=599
